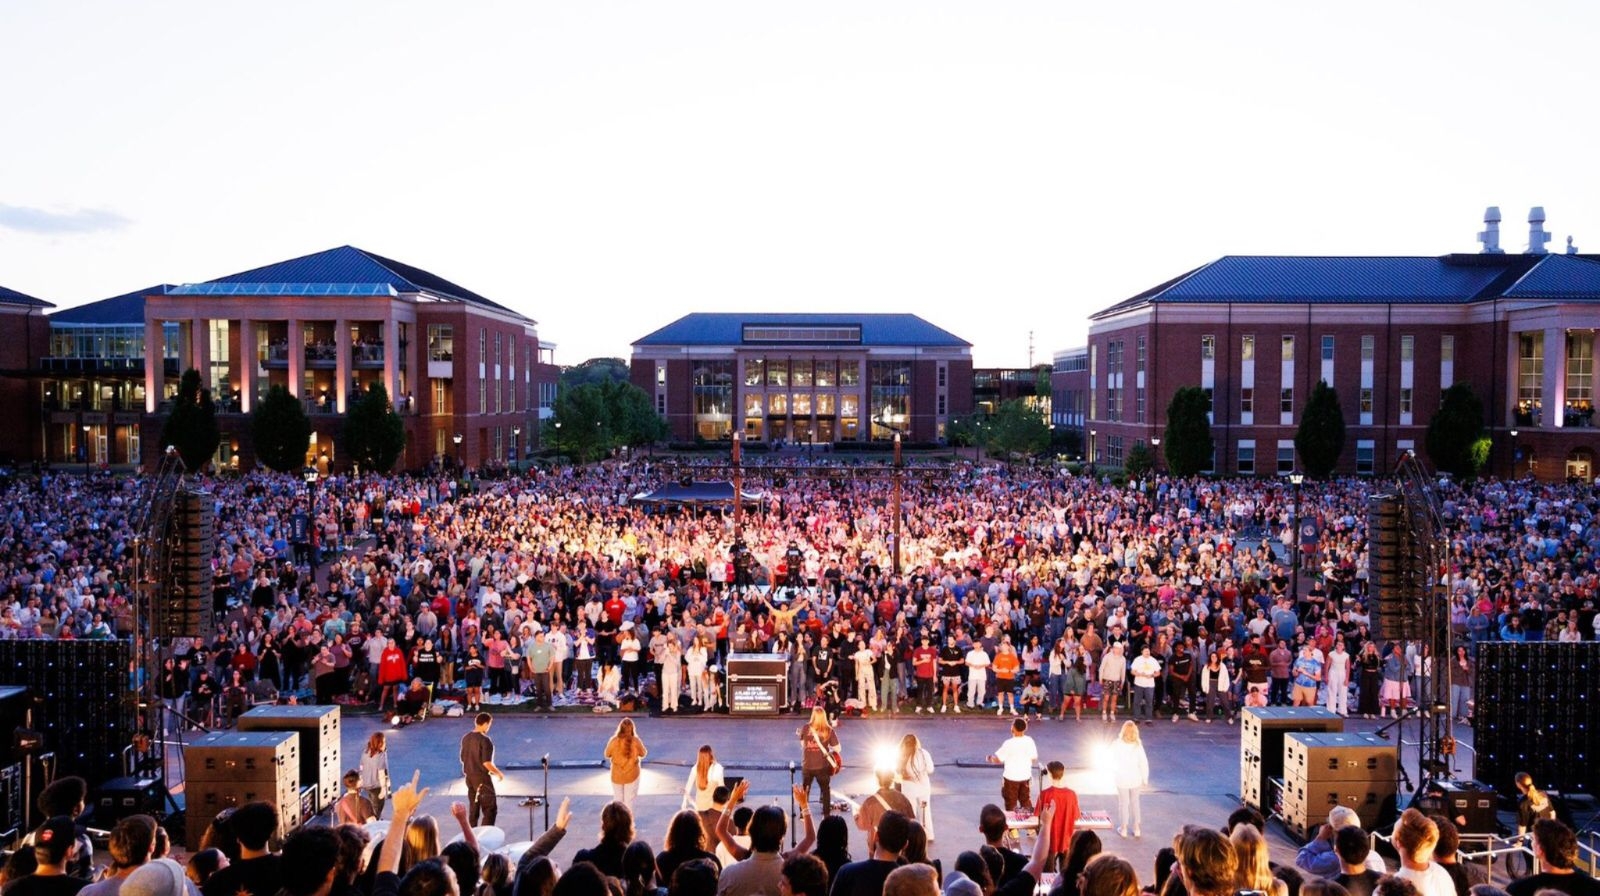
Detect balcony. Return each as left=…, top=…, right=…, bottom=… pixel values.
left=262, top=343, right=387, bottom=369
left=351, top=344, right=385, bottom=368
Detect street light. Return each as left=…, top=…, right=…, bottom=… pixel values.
left=1288, top=471, right=1305, bottom=601
left=81, top=424, right=91, bottom=476
left=1509, top=428, right=1520, bottom=478
left=303, top=466, right=320, bottom=564
left=875, top=409, right=907, bottom=576
left=1150, top=436, right=1161, bottom=472
left=511, top=426, right=521, bottom=472
left=1088, top=429, right=1097, bottom=466
left=452, top=432, right=463, bottom=469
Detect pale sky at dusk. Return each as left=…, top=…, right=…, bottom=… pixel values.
left=4, top=1, right=1598, bottom=366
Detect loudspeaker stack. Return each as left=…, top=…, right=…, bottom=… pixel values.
left=1474, top=642, right=1599, bottom=797
left=1240, top=706, right=1344, bottom=813
left=0, top=640, right=134, bottom=784
left=162, top=489, right=215, bottom=642
left=185, top=731, right=302, bottom=850
left=236, top=704, right=341, bottom=813
left=1279, top=732, right=1398, bottom=838
left=1368, top=494, right=1424, bottom=641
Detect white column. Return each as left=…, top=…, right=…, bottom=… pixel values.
left=384, top=315, right=400, bottom=411
left=237, top=318, right=256, bottom=413
left=335, top=318, right=351, bottom=413
left=1545, top=327, right=1566, bottom=428
left=145, top=318, right=163, bottom=413
left=190, top=318, right=210, bottom=378
left=287, top=318, right=303, bottom=398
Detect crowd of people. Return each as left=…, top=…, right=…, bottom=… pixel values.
left=3, top=459, right=1599, bottom=733
left=6, top=750, right=1597, bottom=896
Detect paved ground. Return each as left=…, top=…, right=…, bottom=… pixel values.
left=274, top=706, right=1460, bottom=880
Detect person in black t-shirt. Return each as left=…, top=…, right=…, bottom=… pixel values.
left=6, top=816, right=88, bottom=896
left=200, top=802, right=281, bottom=896
left=1506, top=819, right=1600, bottom=896
left=459, top=712, right=505, bottom=827
left=1332, top=825, right=1383, bottom=896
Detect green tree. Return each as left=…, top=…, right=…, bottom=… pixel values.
left=544, top=383, right=610, bottom=462
left=344, top=383, right=406, bottom=473
left=559, top=357, right=629, bottom=390
left=1426, top=382, right=1488, bottom=478
left=945, top=415, right=980, bottom=449
left=250, top=384, right=312, bottom=472
left=1294, top=379, right=1346, bottom=477
left=599, top=379, right=668, bottom=447
left=1162, top=386, right=1214, bottom=477
left=159, top=368, right=220, bottom=473
left=1124, top=441, right=1154, bottom=480
left=983, top=399, right=1050, bottom=460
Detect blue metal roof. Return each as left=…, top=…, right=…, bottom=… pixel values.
left=1502, top=254, right=1600, bottom=300
left=633, top=312, right=971, bottom=348
left=0, top=284, right=54, bottom=309
left=1091, top=254, right=1551, bottom=318
left=191, top=246, right=520, bottom=316
left=49, top=286, right=170, bottom=325
left=167, top=282, right=399, bottom=297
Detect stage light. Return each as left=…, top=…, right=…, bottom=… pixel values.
left=873, top=745, right=898, bottom=773
left=1091, top=740, right=1116, bottom=775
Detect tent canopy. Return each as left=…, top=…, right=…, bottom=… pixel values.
left=631, top=479, right=763, bottom=505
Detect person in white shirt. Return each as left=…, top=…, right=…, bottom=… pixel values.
left=1099, top=643, right=1127, bottom=720
left=853, top=642, right=878, bottom=712
left=1391, top=808, right=1456, bottom=896
left=985, top=718, right=1039, bottom=813
left=1109, top=720, right=1150, bottom=838
left=966, top=644, right=992, bottom=709
left=1129, top=647, right=1162, bottom=723
left=896, top=733, right=936, bottom=840
left=1325, top=640, right=1351, bottom=717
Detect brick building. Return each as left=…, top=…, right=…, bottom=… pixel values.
left=0, top=285, right=54, bottom=465
left=1083, top=208, right=1600, bottom=481
left=132, top=246, right=560, bottom=471
left=631, top=313, right=972, bottom=444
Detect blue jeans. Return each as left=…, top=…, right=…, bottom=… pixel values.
left=1133, top=684, right=1155, bottom=720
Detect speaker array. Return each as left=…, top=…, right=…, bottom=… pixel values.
left=1474, top=642, right=1598, bottom=797
left=1368, top=494, right=1424, bottom=641
left=158, top=489, right=215, bottom=642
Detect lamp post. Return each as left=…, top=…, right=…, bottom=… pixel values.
left=1150, top=436, right=1161, bottom=472
left=81, top=424, right=91, bottom=476
left=511, top=426, right=521, bottom=472
left=1288, top=471, right=1304, bottom=601
left=1088, top=429, right=1097, bottom=467
left=303, top=466, right=320, bottom=564
left=731, top=431, right=743, bottom=544
left=892, top=432, right=903, bottom=576
left=1509, top=428, right=1519, bottom=479
left=452, top=432, right=463, bottom=470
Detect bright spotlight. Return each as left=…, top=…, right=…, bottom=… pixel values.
left=873, top=745, right=898, bottom=774
left=1091, top=741, right=1116, bottom=775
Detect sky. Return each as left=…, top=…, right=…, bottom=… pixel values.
left=4, top=1, right=1600, bottom=367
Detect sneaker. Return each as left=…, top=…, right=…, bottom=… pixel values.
left=1172, top=714, right=1179, bottom=722
left=939, top=705, right=946, bottom=714
left=915, top=707, right=923, bottom=714
left=1011, top=709, right=1019, bottom=717
left=1187, top=713, right=1199, bottom=721
left=953, top=705, right=962, bottom=714
left=997, top=708, right=1003, bottom=717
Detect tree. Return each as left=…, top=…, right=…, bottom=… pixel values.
left=344, top=383, right=406, bottom=473
left=559, top=358, right=629, bottom=390
left=1124, top=441, right=1154, bottom=480
left=1295, top=379, right=1346, bottom=477
left=159, top=368, right=220, bottom=473
left=1426, top=383, right=1488, bottom=479
left=250, top=384, right=312, bottom=472
left=544, top=383, right=610, bottom=462
left=982, top=399, right=1050, bottom=460
left=1162, top=386, right=1214, bottom=477
left=599, top=380, right=668, bottom=448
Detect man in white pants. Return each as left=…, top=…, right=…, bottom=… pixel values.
left=966, top=642, right=992, bottom=709
left=1324, top=639, right=1351, bottom=717
left=853, top=641, right=879, bottom=711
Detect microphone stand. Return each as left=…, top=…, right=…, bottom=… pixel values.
left=788, top=761, right=798, bottom=848
left=1375, top=707, right=1418, bottom=793
left=541, top=754, right=551, bottom=829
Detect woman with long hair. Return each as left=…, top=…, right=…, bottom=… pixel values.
left=1449, top=645, right=1474, bottom=723
left=604, top=718, right=648, bottom=808
left=685, top=636, right=711, bottom=709
left=1228, top=824, right=1288, bottom=896
left=896, top=733, right=935, bottom=841
left=681, top=745, right=724, bottom=812
left=462, top=644, right=486, bottom=712
left=360, top=731, right=391, bottom=819
left=476, top=853, right=512, bottom=896
left=798, top=706, right=840, bottom=817
left=1079, top=853, right=1140, bottom=896
left=573, top=801, right=634, bottom=878
left=1356, top=640, right=1383, bottom=719
left=656, top=809, right=719, bottom=882
left=810, top=815, right=852, bottom=890
left=620, top=841, right=663, bottom=896
left=1109, top=721, right=1149, bottom=839
left=1055, top=830, right=1103, bottom=896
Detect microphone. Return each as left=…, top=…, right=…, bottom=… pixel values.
left=541, top=753, right=550, bottom=767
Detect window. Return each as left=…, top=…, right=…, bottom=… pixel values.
left=478, top=379, right=486, bottom=414
left=791, top=360, right=813, bottom=387
left=1241, top=335, right=1255, bottom=361
left=1400, top=388, right=1413, bottom=415
left=1360, top=388, right=1374, bottom=414
left=1237, top=442, right=1256, bottom=475
left=1280, top=388, right=1294, bottom=414
left=815, top=360, right=836, bottom=387
left=656, top=364, right=667, bottom=386
left=1400, top=335, right=1414, bottom=362
left=479, top=329, right=487, bottom=364
left=839, top=361, right=860, bottom=386
left=1135, top=389, right=1145, bottom=423
left=744, top=359, right=764, bottom=386
left=1201, top=335, right=1216, bottom=360
left=1356, top=440, right=1376, bottom=475
left=494, top=332, right=502, bottom=366
left=427, top=325, right=454, bottom=361
left=1203, top=387, right=1214, bottom=417
left=1277, top=444, right=1296, bottom=474
left=937, top=394, right=947, bottom=415
left=1240, top=387, right=1254, bottom=414
left=742, top=325, right=862, bottom=344
left=766, top=359, right=788, bottom=387
left=1361, top=335, right=1375, bottom=360
left=1281, top=336, right=1294, bottom=361
left=656, top=394, right=666, bottom=415
left=1137, top=336, right=1147, bottom=371
left=1441, top=335, right=1454, bottom=363
left=1567, top=332, right=1594, bottom=412
left=937, top=365, right=947, bottom=388
left=1321, top=335, right=1335, bottom=361
left=1518, top=333, right=1544, bottom=420
left=432, top=378, right=448, bottom=415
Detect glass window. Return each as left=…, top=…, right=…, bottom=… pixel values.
left=1282, top=335, right=1295, bottom=361
left=768, top=393, right=788, bottom=415
left=839, top=395, right=859, bottom=417
left=1237, top=443, right=1256, bottom=475
left=791, top=360, right=813, bottom=387
left=1241, top=335, right=1254, bottom=361
left=839, top=361, right=860, bottom=386
left=1400, top=388, right=1413, bottom=415
left=766, top=359, right=788, bottom=387
left=1277, top=445, right=1295, bottom=474
left=744, top=358, right=764, bottom=386
left=1567, top=332, right=1594, bottom=412
left=1281, top=388, right=1294, bottom=414
left=745, top=394, right=764, bottom=418
left=1137, top=336, right=1147, bottom=371
left=427, top=325, right=454, bottom=361
left=1518, top=333, right=1544, bottom=421
left=656, top=364, right=666, bottom=386
left=1240, top=387, right=1253, bottom=414
left=791, top=393, right=812, bottom=416
left=1321, top=335, right=1335, bottom=361
left=1441, top=335, right=1454, bottom=363
left=1360, top=388, right=1374, bottom=414
left=1356, top=440, right=1376, bottom=475
left=1400, top=335, right=1414, bottom=362
left=815, top=360, right=836, bottom=387
left=817, top=393, right=835, bottom=415
left=1201, top=335, right=1215, bottom=360
left=1361, top=335, right=1375, bottom=361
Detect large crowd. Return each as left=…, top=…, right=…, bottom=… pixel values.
left=2, top=461, right=1599, bottom=729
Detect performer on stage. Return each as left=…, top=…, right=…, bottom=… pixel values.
left=459, top=712, right=505, bottom=826
left=895, top=733, right=935, bottom=841
left=798, top=706, right=841, bottom=816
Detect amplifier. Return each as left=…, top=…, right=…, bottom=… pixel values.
left=1427, top=779, right=1499, bottom=835
left=1284, top=733, right=1397, bottom=783
left=237, top=704, right=341, bottom=811
left=94, top=775, right=164, bottom=824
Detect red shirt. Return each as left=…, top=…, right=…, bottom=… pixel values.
left=1037, top=785, right=1080, bottom=858
left=912, top=646, right=938, bottom=679
left=604, top=597, right=626, bottom=625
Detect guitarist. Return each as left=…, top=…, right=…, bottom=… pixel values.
left=798, top=706, right=842, bottom=817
